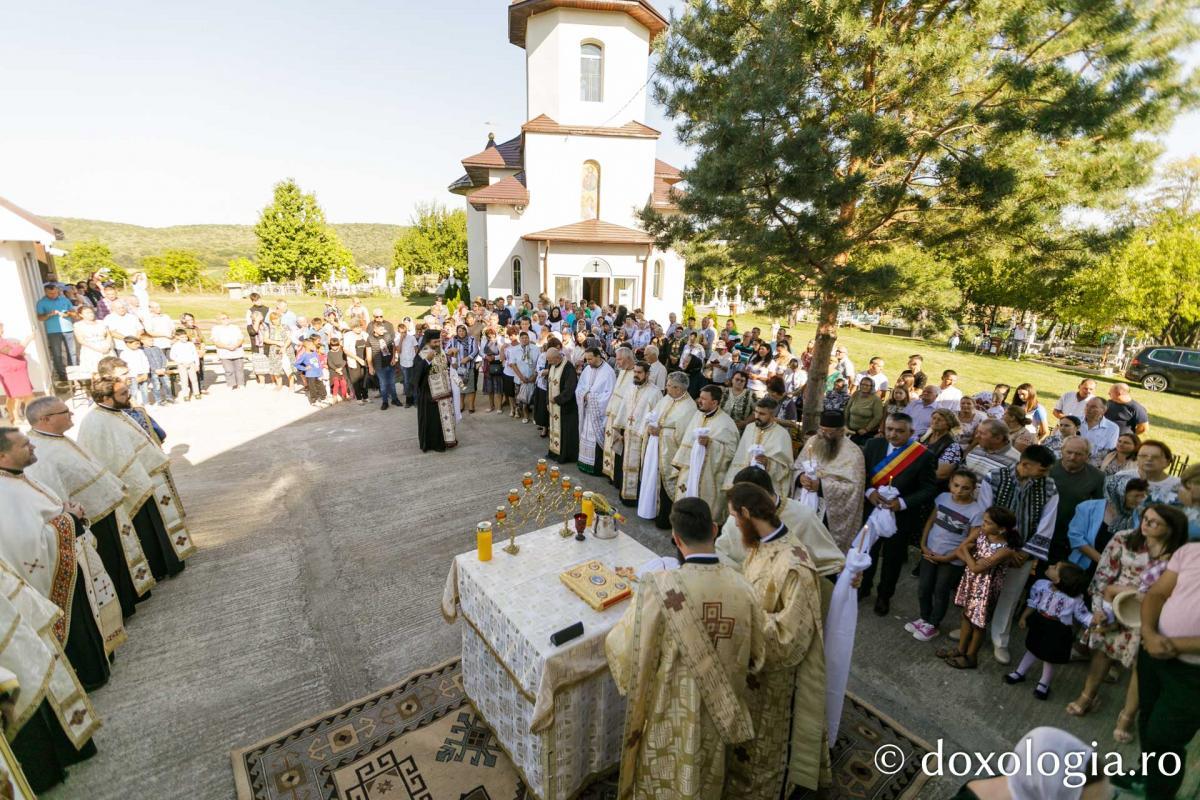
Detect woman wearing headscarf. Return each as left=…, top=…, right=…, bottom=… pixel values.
left=951, top=726, right=1110, bottom=799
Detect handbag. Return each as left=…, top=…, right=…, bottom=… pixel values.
left=487, top=359, right=504, bottom=377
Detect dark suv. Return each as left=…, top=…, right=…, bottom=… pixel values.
left=1125, top=346, right=1200, bottom=394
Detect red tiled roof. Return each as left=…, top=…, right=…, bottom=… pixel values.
left=523, top=218, right=653, bottom=245
left=462, top=134, right=524, bottom=170
left=522, top=114, right=660, bottom=139
left=0, top=195, right=62, bottom=239
left=468, top=173, right=531, bottom=209
left=509, top=0, right=668, bottom=50
left=654, top=159, right=683, bottom=183
left=652, top=175, right=684, bottom=210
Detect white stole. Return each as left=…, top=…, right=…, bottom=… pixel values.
left=825, top=526, right=875, bottom=741
left=637, top=411, right=661, bottom=520
left=684, top=427, right=710, bottom=499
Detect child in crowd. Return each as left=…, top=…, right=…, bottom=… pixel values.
left=1005, top=561, right=1092, bottom=700
left=120, top=335, right=150, bottom=405
left=169, top=328, right=202, bottom=401
left=909, top=470, right=985, bottom=641
left=292, top=337, right=327, bottom=406
left=326, top=338, right=349, bottom=402
left=140, top=333, right=174, bottom=405
left=939, top=506, right=1020, bottom=669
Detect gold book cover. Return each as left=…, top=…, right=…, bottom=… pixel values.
left=559, top=559, right=633, bottom=611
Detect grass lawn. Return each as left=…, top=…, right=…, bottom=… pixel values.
left=151, top=293, right=1200, bottom=462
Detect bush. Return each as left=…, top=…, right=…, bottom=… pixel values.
left=683, top=299, right=697, bottom=324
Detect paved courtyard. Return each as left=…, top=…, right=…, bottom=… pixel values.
left=43, top=383, right=1170, bottom=799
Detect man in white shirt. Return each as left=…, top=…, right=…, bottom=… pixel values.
left=103, top=300, right=144, bottom=352
left=698, top=317, right=716, bottom=356
left=1079, top=396, right=1120, bottom=456
left=644, top=345, right=667, bottom=391
left=833, top=346, right=855, bottom=383
left=855, top=356, right=889, bottom=393
left=1052, top=378, right=1097, bottom=420
left=904, top=384, right=940, bottom=436
left=211, top=313, right=247, bottom=390
left=396, top=321, right=417, bottom=407
left=933, top=369, right=963, bottom=409
left=143, top=302, right=175, bottom=349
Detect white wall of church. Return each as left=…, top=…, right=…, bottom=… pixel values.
left=0, top=242, right=52, bottom=396
left=466, top=205, right=488, bottom=298
left=522, top=132, right=656, bottom=231
left=525, top=8, right=651, bottom=127
left=483, top=207, right=537, bottom=298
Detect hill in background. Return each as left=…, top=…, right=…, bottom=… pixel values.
left=49, top=217, right=404, bottom=278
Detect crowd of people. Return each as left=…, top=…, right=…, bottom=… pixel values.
left=4, top=276, right=1200, bottom=798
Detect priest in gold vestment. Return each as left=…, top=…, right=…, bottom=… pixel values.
left=791, top=410, right=866, bottom=551
left=600, top=347, right=636, bottom=482
left=639, top=373, right=696, bottom=530
left=0, top=559, right=100, bottom=793
left=0, top=428, right=125, bottom=690
left=614, top=361, right=663, bottom=506
left=606, top=497, right=765, bottom=800
left=725, top=483, right=830, bottom=797
left=76, top=378, right=196, bottom=580
left=25, top=396, right=156, bottom=619
left=716, top=466, right=845, bottom=615
left=670, top=385, right=740, bottom=526
left=723, top=398, right=795, bottom=501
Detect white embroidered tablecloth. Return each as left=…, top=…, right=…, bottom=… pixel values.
left=442, top=524, right=655, bottom=800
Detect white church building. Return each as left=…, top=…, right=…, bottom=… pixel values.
left=450, top=0, right=687, bottom=321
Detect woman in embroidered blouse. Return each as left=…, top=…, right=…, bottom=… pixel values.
left=1041, top=415, right=1080, bottom=458
left=721, top=370, right=755, bottom=431
left=1099, top=432, right=1140, bottom=476
left=1066, top=505, right=1189, bottom=743
left=923, top=409, right=965, bottom=482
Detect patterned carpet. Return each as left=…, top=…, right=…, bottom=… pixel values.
left=231, top=658, right=931, bottom=800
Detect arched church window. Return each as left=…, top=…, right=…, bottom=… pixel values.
left=581, top=160, right=600, bottom=220
left=580, top=43, right=603, bottom=102
left=512, top=256, right=522, bottom=295
left=653, top=259, right=664, bottom=299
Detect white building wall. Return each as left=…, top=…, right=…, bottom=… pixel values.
left=521, top=132, right=656, bottom=232
left=466, top=205, right=488, bottom=299
left=484, top=207, right=537, bottom=298
left=0, top=241, right=53, bottom=396
left=525, top=8, right=651, bottom=127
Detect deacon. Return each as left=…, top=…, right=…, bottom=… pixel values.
left=606, top=497, right=765, bottom=799
left=725, top=483, right=830, bottom=797
left=859, top=413, right=937, bottom=616
left=25, top=396, right=156, bottom=618
left=412, top=329, right=458, bottom=452
left=716, top=466, right=845, bottom=611
left=575, top=348, right=615, bottom=475
left=545, top=347, right=579, bottom=463
left=600, top=347, right=637, bottom=481
left=639, top=371, right=696, bottom=530
left=0, top=428, right=122, bottom=690
left=614, top=361, right=662, bottom=506
left=791, top=410, right=866, bottom=551
left=1, top=560, right=101, bottom=793
left=77, top=378, right=195, bottom=581
left=671, top=385, right=740, bottom=526
left=724, top=396, right=795, bottom=500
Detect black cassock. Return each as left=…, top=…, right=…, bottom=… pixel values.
left=550, top=361, right=579, bottom=464
left=412, top=356, right=446, bottom=453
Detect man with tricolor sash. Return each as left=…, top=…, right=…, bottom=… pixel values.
left=858, top=413, right=937, bottom=616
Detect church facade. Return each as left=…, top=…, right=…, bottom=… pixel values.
left=450, top=0, right=686, bottom=321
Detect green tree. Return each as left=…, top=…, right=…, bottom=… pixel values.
left=142, top=249, right=203, bottom=292
left=57, top=240, right=127, bottom=284
left=644, top=0, right=1197, bottom=432
left=225, top=256, right=261, bottom=284
left=254, top=179, right=356, bottom=284
left=392, top=202, right=467, bottom=285
left=1077, top=211, right=1200, bottom=346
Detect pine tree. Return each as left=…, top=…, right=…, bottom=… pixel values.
left=644, top=0, right=1198, bottom=432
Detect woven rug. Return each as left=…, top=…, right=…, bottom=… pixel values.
left=231, top=658, right=931, bottom=800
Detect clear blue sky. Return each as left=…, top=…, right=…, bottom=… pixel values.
left=0, top=0, right=1194, bottom=227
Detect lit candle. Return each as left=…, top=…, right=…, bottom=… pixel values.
left=477, top=522, right=493, bottom=562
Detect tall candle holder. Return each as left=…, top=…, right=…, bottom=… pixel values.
left=500, top=503, right=519, bottom=555
left=519, top=472, right=535, bottom=525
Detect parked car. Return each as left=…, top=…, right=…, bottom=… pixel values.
left=1125, top=346, right=1200, bottom=393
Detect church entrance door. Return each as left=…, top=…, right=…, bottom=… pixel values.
left=582, top=276, right=606, bottom=306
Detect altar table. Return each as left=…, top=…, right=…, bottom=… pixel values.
left=441, top=524, right=656, bottom=800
